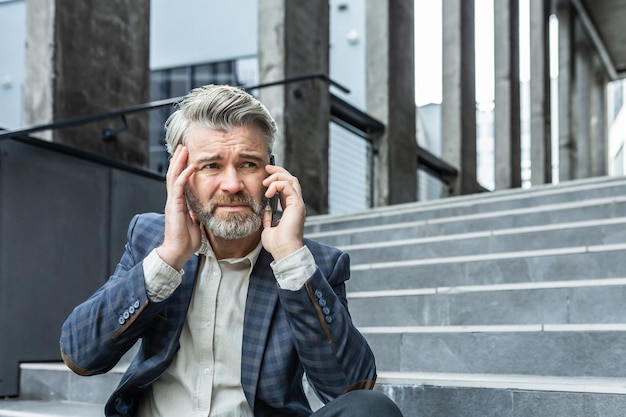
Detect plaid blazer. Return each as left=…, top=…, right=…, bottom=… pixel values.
left=60, top=213, right=376, bottom=417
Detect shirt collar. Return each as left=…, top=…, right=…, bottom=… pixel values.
left=196, top=227, right=263, bottom=271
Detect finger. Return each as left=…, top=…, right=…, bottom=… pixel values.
left=265, top=179, right=302, bottom=201
left=264, top=165, right=295, bottom=184
left=171, top=164, right=195, bottom=198
left=264, top=171, right=301, bottom=192
left=165, top=164, right=195, bottom=215
left=262, top=209, right=273, bottom=229
left=167, top=145, right=183, bottom=175
left=166, top=146, right=189, bottom=184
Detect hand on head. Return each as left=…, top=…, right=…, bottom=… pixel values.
left=157, top=145, right=203, bottom=271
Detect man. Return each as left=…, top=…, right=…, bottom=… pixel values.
left=60, top=85, right=404, bottom=417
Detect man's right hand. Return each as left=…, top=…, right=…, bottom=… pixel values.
left=156, top=145, right=202, bottom=271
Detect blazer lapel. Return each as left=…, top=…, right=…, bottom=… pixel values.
left=241, top=248, right=279, bottom=410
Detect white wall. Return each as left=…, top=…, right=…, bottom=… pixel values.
left=0, top=0, right=25, bottom=129
left=608, top=81, right=626, bottom=176
left=150, top=0, right=258, bottom=70
left=329, top=0, right=366, bottom=108
left=328, top=0, right=370, bottom=212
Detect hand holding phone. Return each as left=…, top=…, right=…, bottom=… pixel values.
left=261, top=159, right=306, bottom=261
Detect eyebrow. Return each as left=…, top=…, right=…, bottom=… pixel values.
left=192, top=153, right=266, bottom=166
left=240, top=153, right=266, bottom=163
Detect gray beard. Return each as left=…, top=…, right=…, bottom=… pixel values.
left=185, top=187, right=267, bottom=240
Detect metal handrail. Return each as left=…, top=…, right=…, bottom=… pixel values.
left=0, top=73, right=350, bottom=140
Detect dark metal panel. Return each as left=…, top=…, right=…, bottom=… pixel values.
left=0, top=138, right=165, bottom=397
left=108, top=170, right=166, bottom=275
left=0, top=139, right=110, bottom=395
left=0, top=141, right=7, bottom=395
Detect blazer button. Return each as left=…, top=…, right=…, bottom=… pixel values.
left=123, top=310, right=130, bottom=319
left=314, top=289, right=323, bottom=299
left=134, top=300, right=140, bottom=309
left=318, top=298, right=327, bottom=307
left=322, top=306, right=331, bottom=315
left=129, top=306, right=135, bottom=314
left=325, top=315, right=333, bottom=324
left=118, top=316, right=125, bottom=325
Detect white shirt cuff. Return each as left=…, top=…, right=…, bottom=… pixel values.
left=143, top=249, right=184, bottom=302
left=271, top=246, right=316, bottom=291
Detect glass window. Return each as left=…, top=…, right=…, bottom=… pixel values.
left=615, top=144, right=624, bottom=176
left=613, top=81, right=624, bottom=122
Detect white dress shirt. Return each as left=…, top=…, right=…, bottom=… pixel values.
left=137, top=235, right=316, bottom=417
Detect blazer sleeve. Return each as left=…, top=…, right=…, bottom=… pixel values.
left=59, top=213, right=170, bottom=376
left=276, top=241, right=376, bottom=402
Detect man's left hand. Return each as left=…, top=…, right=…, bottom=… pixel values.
left=261, top=164, right=305, bottom=261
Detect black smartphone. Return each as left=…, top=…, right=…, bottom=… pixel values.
left=267, top=155, right=279, bottom=227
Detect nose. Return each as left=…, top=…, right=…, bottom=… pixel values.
left=219, top=166, right=244, bottom=193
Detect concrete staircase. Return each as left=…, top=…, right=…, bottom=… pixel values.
left=305, top=175, right=626, bottom=416
left=3, top=176, right=626, bottom=416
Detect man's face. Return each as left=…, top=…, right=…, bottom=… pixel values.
left=183, top=124, right=270, bottom=240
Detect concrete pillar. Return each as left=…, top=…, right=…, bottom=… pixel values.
left=529, top=0, right=552, bottom=185
left=23, top=0, right=150, bottom=166
left=494, top=0, right=522, bottom=190
left=442, top=0, right=478, bottom=195
left=573, top=27, right=608, bottom=179
left=258, top=0, right=330, bottom=215
left=365, top=0, right=416, bottom=206
left=572, top=18, right=592, bottom=178
left=590, top=57, right=608, bottom=176
left=556, top=0, right=574, bottom=181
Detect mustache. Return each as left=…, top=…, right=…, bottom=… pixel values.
left=208, top=192, right=266, bottom=214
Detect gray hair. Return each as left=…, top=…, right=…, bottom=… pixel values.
left=164, top=84, right=277, bottom=155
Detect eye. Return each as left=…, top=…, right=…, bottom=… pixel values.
left=197, top=162, right=219, bottom=171
left=241, top=161, right=258, bottom=169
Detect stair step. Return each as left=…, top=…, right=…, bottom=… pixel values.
left=5, top=375, right=626, bottom=417
left=348, top=278, right=626, bottom=326
left=375, top=372, right=626, bottom=417
left=377, top=371, right=626, bottom=394
left=18, top=363, right=123, bottom=404
left=341, top=217, right=626, bottom=264
left=305, top=176, right=626, bottom=233
left=349, top=243, right=626, bottom=291
left=17, top=362, right=325, bottom=412
left=0, top=400, right=102, bottom=417
left=363, top=327, right=626, bottom=377
left=307, top=196, right=626, bottom=246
